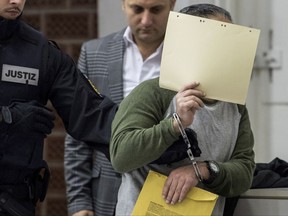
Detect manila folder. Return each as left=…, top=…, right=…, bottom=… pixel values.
left=132, top=170, right=218, bottom=216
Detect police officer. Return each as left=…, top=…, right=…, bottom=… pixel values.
left=0, top=0, right=117, bottom=215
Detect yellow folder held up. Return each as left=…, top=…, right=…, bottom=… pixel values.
left=159, top=11, right=260, bottom=105
left=132, top=170, right=218, bottom=216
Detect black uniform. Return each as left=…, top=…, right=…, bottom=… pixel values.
left=0, top=16, right=116, bottom=215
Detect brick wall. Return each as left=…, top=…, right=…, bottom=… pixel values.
left=22, top=1, right=98, bottom=216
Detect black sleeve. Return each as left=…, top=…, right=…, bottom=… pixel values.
left=46, top=45, right=117, bottom=151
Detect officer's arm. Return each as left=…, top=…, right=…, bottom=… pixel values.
left=46, top=44, right=117, bottom=154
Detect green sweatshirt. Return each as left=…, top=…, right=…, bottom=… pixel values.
left=110, top=77, right=255, bottom=197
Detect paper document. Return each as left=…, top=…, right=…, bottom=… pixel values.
left=132, top=170, right=218, bottom=216
left=159, top=11, right=261, bottom=104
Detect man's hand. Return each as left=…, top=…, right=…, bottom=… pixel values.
left=2, top=100, right=55, bottom=137
left=162, top=165, right=198, bottom=205
left=162, top=162, right=210, bottom=205
left=72, top=210, right=94, bottom=216
left=174, top=82, right=205, bottom=128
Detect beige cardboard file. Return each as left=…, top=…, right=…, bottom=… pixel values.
left=159, top=11, right=260, bottom=104
left=132, top=170, right=218, bottom=216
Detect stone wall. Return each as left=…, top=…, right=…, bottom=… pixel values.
left=22, top=1, right=98, bottom=215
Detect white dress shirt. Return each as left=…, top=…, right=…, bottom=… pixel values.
left=122, top=27, right=163, bottom=97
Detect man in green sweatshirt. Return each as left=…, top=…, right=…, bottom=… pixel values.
left=110, top=4, right=255, bottom=216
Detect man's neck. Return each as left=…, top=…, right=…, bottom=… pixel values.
left=0, top=15, right=20, bottom=41
left=136, top=40, right=163, bottom=61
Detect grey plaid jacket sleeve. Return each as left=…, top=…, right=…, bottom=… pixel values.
left=64, top=29, right=125, bottom=216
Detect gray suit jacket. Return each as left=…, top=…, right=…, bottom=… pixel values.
left=64, top=29, right=126, bottom=216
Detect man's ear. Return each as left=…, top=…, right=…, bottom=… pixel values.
left=170, top=0, right=177, bottom=10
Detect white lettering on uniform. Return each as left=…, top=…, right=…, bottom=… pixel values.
left=1, top=64, right=39, bottom=86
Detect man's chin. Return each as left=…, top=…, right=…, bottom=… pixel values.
left=138, top=33, right=156, bottom=41
left=2, top=12, right=20, bottom=20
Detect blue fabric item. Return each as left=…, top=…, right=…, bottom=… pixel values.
left=252, top=157, right=288, bottom=188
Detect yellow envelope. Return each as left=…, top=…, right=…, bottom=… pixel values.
left=132, top=170, right=218, bottom=216
left=159, top=11, right=261, bottom=104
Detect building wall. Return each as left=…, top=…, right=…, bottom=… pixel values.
left=98, top=0, right=125, bottom=37
left=22, top=1, right=98, bottom=215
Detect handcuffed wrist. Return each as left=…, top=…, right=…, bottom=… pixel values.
left=173, top=113, right=203, bottom=182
